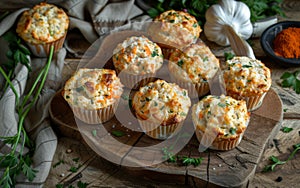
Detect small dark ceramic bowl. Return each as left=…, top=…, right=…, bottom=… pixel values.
left=260, top=21, right=300, bottom=66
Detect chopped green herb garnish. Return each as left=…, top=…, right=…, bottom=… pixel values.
left=111, top=130, right=125, bottom=137
left=180, top=112, right=187, bottom=116
left=263, top=143, right=300, bottom=172
left=203, top=56, right=208, bottom=62
left=242, top=65, right=252, bottom=68
left=177, top=60, right=184, bottom=67
left=281, top=127, right=293, bottom=133
left=77, top=181, right=89, bottom=188
left=92, top=130, right=97, bottom=137
left=72, top=157, right=80, bottom=163
left=217, top=102, right=226, bottom=108
left=151, top=49, right=159, bottom=57
left=53, top=159, right=65, bottom=168
left=69, top=166, right=78, bottom=173
left=224, top=52, right=235, bottom=60
left=229, top=127, right=236, bottom=135
left=181, top=156, right=203, bottom=167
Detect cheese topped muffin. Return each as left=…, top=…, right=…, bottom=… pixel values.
left=223, top=56, right=271, bottom=96
left=113, top=35, right=163, bottom=75
left=168, top=41, right=220, bottom=83
left=16, top=2, right=69, bottom=44
left=192, top=95, right=250, bottom=150
left=222, top=56, right=271, bottom=111
left=150, top=10, right=202, bottom=49
left=132, top=79, right=191, bottom=125
left=133, top=79, right=191, bottom=139
left=63, top=68, right=123, bottom=110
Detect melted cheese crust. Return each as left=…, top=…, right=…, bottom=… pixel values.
left=132, top=79, right=191, bottom=125
left=168, top=41, right=220, bottom=83
left=16, top=2, right=69, bottom=44
left=192, top=95, right=250, bottom=139
left=63, top=68, right=123, bottom=109
left=223, top=56, right=272, bottom=96
left=113, top=36, right=163, bottom=75
left=151, top=10, right=202, bottom=48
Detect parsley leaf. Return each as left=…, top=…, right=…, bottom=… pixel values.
left=91, top=129, right=97, bottom=137
left=229, top=127, right=237, bottom=135
left=224, top=52, right=235, bottom=60
left=177, top=60, right=184, bottom=67
left=280, top=71, right=300, bottom=94
left=281, top=127, right=293, bottom=133
left=111, top=130, right=125, bottom=137
left=162, top=147, right=177, bottom=163
left=77, top=181, right=89, bottom=188
left=53, top=159, right=65, bottom=168
left=263, top=142, right=300, bottom=172
left=69, top=166, right=78, bottom=173
left=181, top=156, right=203, bottom=167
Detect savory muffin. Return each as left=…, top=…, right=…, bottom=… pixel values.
left=168, top=40, right=220, bottom=98
left=112, top=35, right=163, bottom=89
left=132, top=79, right=191, bottom=139
left=148, top=10, right=202, bottom=58
left=222, top=56, right=272, bottom=111
left=16, top=2, right=69, bottom=57
left=192, top=95, right=250, bottom=150
left=63, top=68, right=123, bottom=124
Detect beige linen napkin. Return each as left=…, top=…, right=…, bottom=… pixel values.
left=0, top=0, right=149, bottom=187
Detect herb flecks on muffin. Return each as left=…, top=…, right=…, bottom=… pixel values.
left=113, top=35, right=163, bottom=75
left=16, top=2, right=69, bottom=44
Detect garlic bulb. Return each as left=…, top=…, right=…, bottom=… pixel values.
left=204, top=0, right=255, bottom=59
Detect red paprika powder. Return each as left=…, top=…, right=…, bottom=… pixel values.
left=273, top=27, right=300, bottom=59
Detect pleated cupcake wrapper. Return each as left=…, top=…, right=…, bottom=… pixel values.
left=116, top=68, right=156, bottom=90
left=70, top=99, right=119, bottom=125
left=170, top=74, right=210, bottom=98
left=26, top=34, right=66, bottom=57
left=228, top=92, right=267, bottom=111
left=195, top=129, right=245, bottom=151
left=138, top=120, right=184, bottom=140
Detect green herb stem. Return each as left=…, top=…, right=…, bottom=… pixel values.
left=22, top=45, right=53, bottom=112
left=0, top=67, right=19, bottom=106
left=0, top=45, right=54, bottom=187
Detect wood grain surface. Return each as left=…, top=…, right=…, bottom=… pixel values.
left=45, top=0, right=300, bottom=187
left=49, top=84, right=282, bottom=187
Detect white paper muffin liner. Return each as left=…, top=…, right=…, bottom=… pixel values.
left=138, top=119, right=184, bottom=140
left=116, top=68, right=156, bottom=90
left=195, top=129, right=245, bottom=151
left=70, top=98, right=120, bottom=125
left=227, top=92, right=267, bottom=111
left=26, top=34, right=66, bottom=57
left=170, top=74, right=210, bottom=98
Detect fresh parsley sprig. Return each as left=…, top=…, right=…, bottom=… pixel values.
left=147, top=0, right=284, bottom=27
left=280, top=71, right=300, bottom=94
left=162, top=147, right=203, bottom=167
left=1, top=31, right=31, bottom=100
left=280, top=126, right=293, bottom=133
left=263, top=143, right=300, bottom=172
left=0, top=45, right=54, bottom=188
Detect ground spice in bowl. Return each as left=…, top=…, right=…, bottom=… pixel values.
left=273, top=27, right=300, bottom=58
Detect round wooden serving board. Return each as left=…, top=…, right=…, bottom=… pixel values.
left=49, top=87, right=282, bottom=187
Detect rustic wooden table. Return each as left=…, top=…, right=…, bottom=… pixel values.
left=45, top=0, right=300, bottom=187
